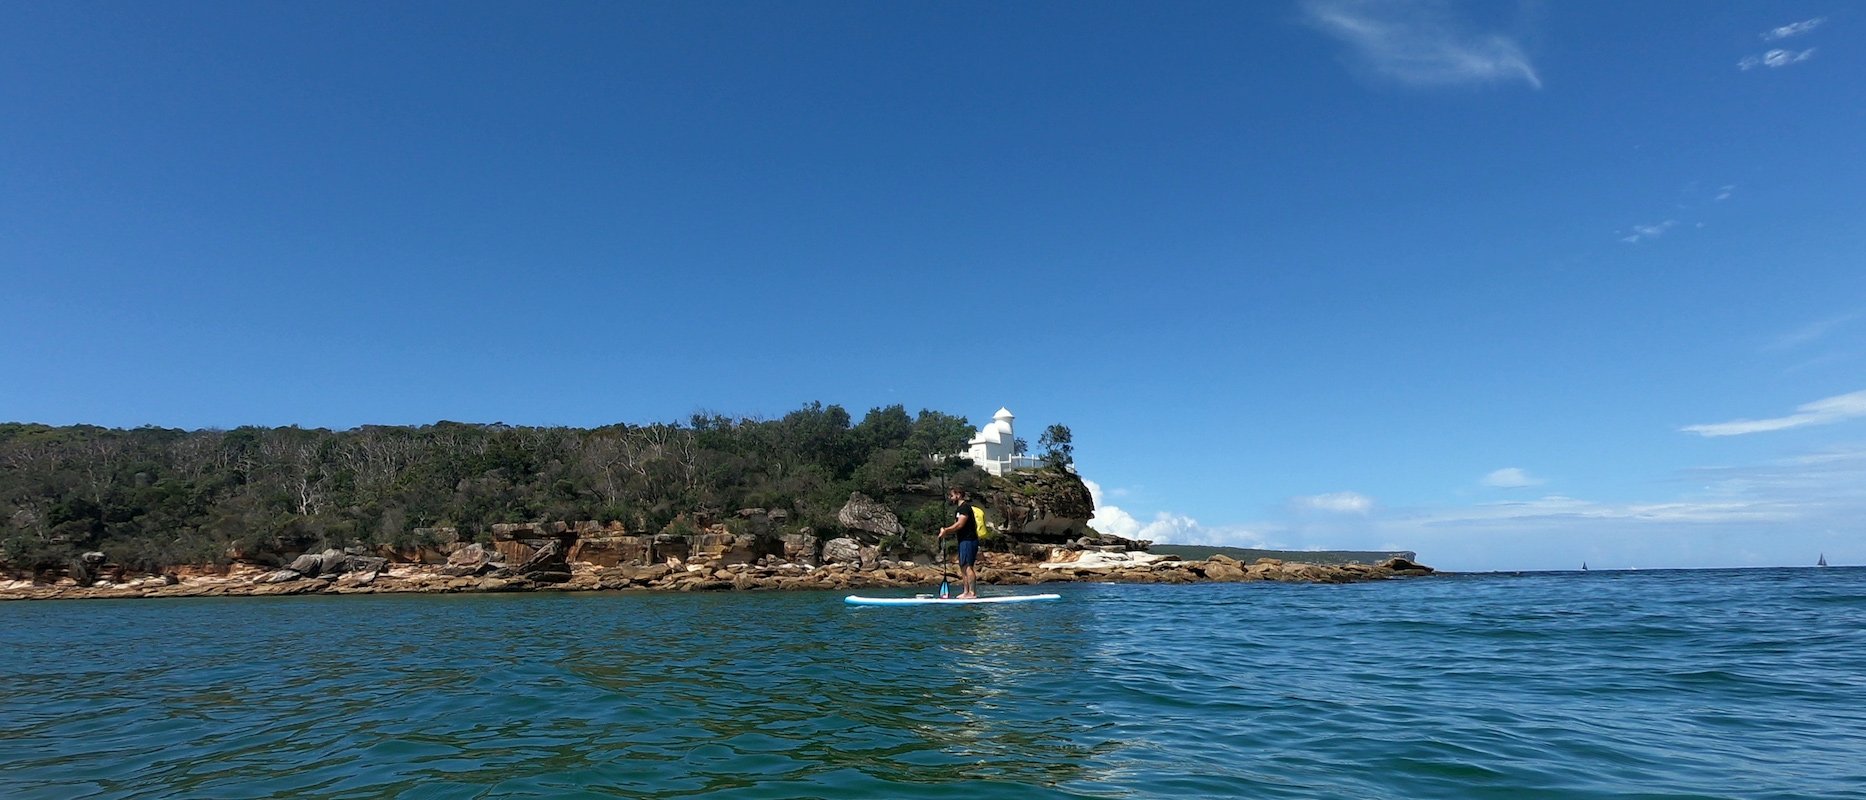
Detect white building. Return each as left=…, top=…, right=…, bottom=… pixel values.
left=964, top=407, right=1042, bottom=476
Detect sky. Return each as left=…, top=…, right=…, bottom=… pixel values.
left=3, top=1, right=1862, bottom=572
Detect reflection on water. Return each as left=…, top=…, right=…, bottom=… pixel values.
left=5, top=570, right=1866, bottom=798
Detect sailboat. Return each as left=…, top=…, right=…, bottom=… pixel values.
left=1818, top=553, right=1828, bottom=567
left=1582, top=562, right=1589, bottom=571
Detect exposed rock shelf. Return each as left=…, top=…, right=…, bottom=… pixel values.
left=0, top=554, right=1433, bottom=601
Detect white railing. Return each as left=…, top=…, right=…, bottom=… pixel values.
left=935, top=454, right=1049, bottom=474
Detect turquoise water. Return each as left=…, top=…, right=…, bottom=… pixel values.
left=4, top=568, right=1865, bottom=799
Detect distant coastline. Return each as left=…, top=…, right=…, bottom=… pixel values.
left=1149, top=544, right=1417, bottom=566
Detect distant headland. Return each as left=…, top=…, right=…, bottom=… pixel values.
left=0, top=405, right=1432, bottom=600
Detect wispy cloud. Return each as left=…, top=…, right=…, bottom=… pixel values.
left=1619, top=219, right=1679, bottom=243
left=1769, top=313, right=1860, bottom=350
left=1763, top=17, right=1825, bottom=41
left=1715, top=184, right=1736, bottom=201
left=1302, top=0, right=1541, bottom=89
left=1295, top=491, right=1375, bottom=514
left=1422, top=494, right=1799, bottom=526
left=1742, top=17, right=1827, bottom=70
left=1740, top=48, right=1818, bottom=70
left=1682, top=389, right=1866, bottom=437
left=1482, top=467, right=1544, bottom=488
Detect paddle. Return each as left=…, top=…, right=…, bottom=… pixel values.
left=934, top=465, right=952, bottom=599
left=939, top=536, right=952, bottom=599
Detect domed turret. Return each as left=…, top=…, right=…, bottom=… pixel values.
left=961, top=407, right=1037, bottom=475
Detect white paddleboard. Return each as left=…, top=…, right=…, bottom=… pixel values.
left=844, top=593, right=1062, bottom=606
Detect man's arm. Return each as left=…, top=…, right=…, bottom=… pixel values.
left=937, top=512, right=966, bottom=538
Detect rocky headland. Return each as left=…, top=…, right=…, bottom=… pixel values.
left=0, top=514, right=1433, bottom=601
left=0, top=465, right=1434, bottom=602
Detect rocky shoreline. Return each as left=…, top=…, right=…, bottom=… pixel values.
left=0, top=551, right=1435, bottom=602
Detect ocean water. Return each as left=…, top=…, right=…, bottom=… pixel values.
left=3, top=568, right=1864, bottom=799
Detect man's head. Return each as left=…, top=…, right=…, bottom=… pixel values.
left=947, top=487, right=967, bottom=505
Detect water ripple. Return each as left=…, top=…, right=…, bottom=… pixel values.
left=3, top=569, right=1866, bottom=798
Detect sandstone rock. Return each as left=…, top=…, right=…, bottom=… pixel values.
left=1202, top=561, right=1248, bottom=581
left=1039, top=550, right=1176, bottom=570
left=652, top=534, right=691, bottom=564
left=571, top=534, right=653, bottom=567
left=502, top=537, right=570, bottom=581
left=442, top=543, right=504, bottom=576
left=287, top=551, right=324, bottom=576
left=447, top=543, right=489, bottom=567
left=822, top=537, right=865, bottom=566
left=781, top=533, right=819, bottom=565
left=1379, top=557, right=1434, bottom=574
left=973, top=468, right=1096, bottom=541
left=689, top=531, right=762, bottom=565
left=622, top=563, right=673, bottom=583
left=836, top=492, right=904, bottom=541
left=251, top=579, right=325, bottom=596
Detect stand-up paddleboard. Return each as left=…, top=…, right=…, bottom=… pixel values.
left=844, top=593, right=1061, bottom=606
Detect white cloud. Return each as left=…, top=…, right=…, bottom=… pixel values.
left=1715, top=185, right=1735, bottom=201
left=1763, top=18, right=1825, bottom=41
left=1082, top=477, right=1273, bottom=547
left=1621, top=219, right=1679, bottom=243
left=1090, top=444, right=1866, bottom=570
left=1740, top=48, right=1817, bottom=70
left=1295, top=491, right=1374, bottom=514
left=1483, top=467, right=1544, bottom=488
left=1682, top=389, right=1866, bottom=437
left=1302, top=0, right=1541, bottom=89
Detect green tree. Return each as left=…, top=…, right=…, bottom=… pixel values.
left=1038, top=424, right=1073, bottom=468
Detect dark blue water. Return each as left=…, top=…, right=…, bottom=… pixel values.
left=4, top=568, right=1865, bottom=799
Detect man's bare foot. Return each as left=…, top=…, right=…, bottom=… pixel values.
left=958, top=592, right=978, bottom=599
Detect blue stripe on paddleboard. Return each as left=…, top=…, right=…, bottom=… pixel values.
left=844, top=593, right=1062, bottom=606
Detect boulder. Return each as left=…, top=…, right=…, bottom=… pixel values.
left=836, top=493, right=904, bottom=542
left=286, top=552, right=327, bottom=577
left=571, top=534, right=653, bottom=567
left=1202, top=561, right=1248, bottom=581
left=976, top=468, right=1096, bottom=542
left=821, top=537, right=866, bottom=566
left=447, top=543, right=493, bottom=568
left=501, top=537, right=570, bottom=582
left=1379, top=557, right=1434, bottom=574
left=781, top=533, right=819, bottom=566
left=344, top=555, right=388, bottom=578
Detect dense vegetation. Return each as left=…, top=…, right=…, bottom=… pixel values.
left=0, top=404, right=1032, bottom=573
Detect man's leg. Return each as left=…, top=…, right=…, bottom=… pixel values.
left=958, top=541, right=978, bottom=598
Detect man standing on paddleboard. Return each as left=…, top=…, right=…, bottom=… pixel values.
left=936, top=487, right=981, bottom=599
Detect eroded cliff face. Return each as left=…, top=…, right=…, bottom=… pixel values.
left=976, top=468, right=1097, bottom=541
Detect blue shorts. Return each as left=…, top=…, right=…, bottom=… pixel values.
left=957, top=540, right=978, bottom=567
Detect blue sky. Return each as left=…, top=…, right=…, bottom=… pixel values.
left=3, top=1, right=1862, bottom=571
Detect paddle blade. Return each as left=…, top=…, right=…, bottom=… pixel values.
left=939, top=579, right=951, bottom=599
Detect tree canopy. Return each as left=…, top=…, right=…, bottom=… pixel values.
left=0, top=405, right=982, bottom=572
